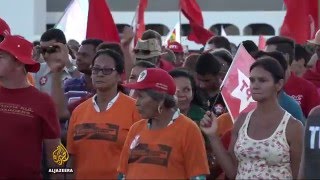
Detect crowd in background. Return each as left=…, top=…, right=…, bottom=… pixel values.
left=1, top=15, right=320, bottom=179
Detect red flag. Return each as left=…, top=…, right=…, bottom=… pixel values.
left=280, top=0, right=318, bottom=44
left=180, top=0, right=213, bottom=45
left=221, top=44, right=257, bottom=122
left=258, top=35, right=266, bottom=50
left=134, top=0, right=148, bottom=44
left=86, top=0, right=120, bottom=42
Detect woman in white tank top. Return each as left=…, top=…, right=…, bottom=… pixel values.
left=200, top=57, right=304, bottom=179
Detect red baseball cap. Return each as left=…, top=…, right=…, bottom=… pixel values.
left=167, top=41, right=183, bottom=53
left=0, top=35, right=40, bottom=72
left=123, top=68, right=176, bottom=95
left=0, top=18, right=11, bottom=36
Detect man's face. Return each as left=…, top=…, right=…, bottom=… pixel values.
left=76, top=44, right=96, bottom=74
left=290, top=58, right=306, bottom=77
left=136, top=56, right=159, bottom=66
left=174, top=52, right=184, bottom=67
left=196, top=73, right=221, bottom=92
left=0, top=50, right=19, bottom=78
left=265, top=44, right=290, bottom=65
left=40, top=40, right=58, bottom=62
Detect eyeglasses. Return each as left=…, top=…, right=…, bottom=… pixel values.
left=39, top=45, right=58, bottom=55
left=91, top=67, right=116, bottom=75
left=133, top=49, right=151, bottom=54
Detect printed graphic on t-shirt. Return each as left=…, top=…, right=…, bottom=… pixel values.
left=128, top=143, right=172, bottom=167
left=73, top=123, right=119, bottom=142
left=308, top=126, right=320, bottom=149
left=0, top=103, right=34, bottom=118
left=290, top=94, right=303, bottom=105
left=304, top=114, right=320, bottom=179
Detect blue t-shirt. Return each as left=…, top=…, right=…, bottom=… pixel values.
left=64, top=75, right=93, bottom=104
left=278, top=90, right=305, bottom=124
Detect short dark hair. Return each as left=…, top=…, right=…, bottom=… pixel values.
left=253, top=50, right=288, bottom=71
left=169, top=68, right=203, bottom=107
left=207, top=36, right=231, bottom=52
left=241, top=40, right=258, bottom=55
left=141, top=29, right=162, bottom=47
left=183, top=53, right=200, bottom=72
left=250, top=57, right=285, bottom=83
left=195, top=53, right=221, bottom=76
left=210, top=48, right=233, bottom=66
left=295, top=44, right=311, bottom=66
left=92, top=49, right=124, bottom=74
left=96, top=42, right=124, bottom=58
left=81, top=39, right=103, bottom=50
left=266, top=36, right=295, bottom=65
left=133, top=60, right=156, bottom=69
left=33, top=40, right=40, bottom=47
left=40, top=28, right=66, bottom=44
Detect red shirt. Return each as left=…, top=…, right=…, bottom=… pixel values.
left=0, top=86, right=60, bottom=179
left=303, top=60, right=320, bottom=88
left=284, top=72, right=320, bottom=117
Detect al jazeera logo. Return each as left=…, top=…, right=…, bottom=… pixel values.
left=48, top=143, right=73, bottom=173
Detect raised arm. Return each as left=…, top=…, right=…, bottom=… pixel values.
left=200, top=111, right=245, bottom=179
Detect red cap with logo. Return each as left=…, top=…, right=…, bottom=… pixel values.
left=167, top=41, right=183, bottom=53
left=0, top=18, right=11, bottom=36
left=0, top=35, right=40, bottom=72
left=123, top=68, right=176, bottom=95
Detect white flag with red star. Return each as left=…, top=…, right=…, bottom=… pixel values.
left=221, top=44, right=257, bottom=122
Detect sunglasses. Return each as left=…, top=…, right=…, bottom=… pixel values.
left=39, top=45, right=59, bottom=55
left=91, top=67, right=116, bottom=75
left=133, top=49, right=152, bottom=55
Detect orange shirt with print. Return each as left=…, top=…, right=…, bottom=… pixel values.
left=27, top=73, right=35, bottom=86
left=67, top=93, right=141, bottom=179
left=216, top=113, right=233, bottom=137
left=118, top=114, right=210, bottom=179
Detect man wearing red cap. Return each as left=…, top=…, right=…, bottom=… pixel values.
left=0, top=35, right=61, bottom=179
left=167, top=41, right=185, bottom=67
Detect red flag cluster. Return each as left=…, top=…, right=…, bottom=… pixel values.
left=86, top=0, right=120, bottom=43
left=280, top=0, right=318, bottom=44
left=180, top=0, right=214, bottom=45
left=134, top=0, right=148, bottom=44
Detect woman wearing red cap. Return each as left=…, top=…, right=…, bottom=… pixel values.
left=118, top=68, right=209, bottom=179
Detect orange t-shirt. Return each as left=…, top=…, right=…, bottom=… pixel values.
left=67, top=93, right=141, bottom=179
left=216, top=113, right=234, bottom=137
left=27, top=73, right=35, bottom=86
left=118, top=114, right=210, bottom=179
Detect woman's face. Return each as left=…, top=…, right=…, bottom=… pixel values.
left=91, top=55, right=119, bottom=91
left=249, top=66, right=282, bottom=102
left=135, top=90, right=159, bottom=119
left=174, top=77, right=193, bottom=113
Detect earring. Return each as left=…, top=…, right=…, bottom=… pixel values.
left=157, top=105, right=163, bottom=114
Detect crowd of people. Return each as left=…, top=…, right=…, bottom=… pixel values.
left=1, top=15, right=320, bottom=179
